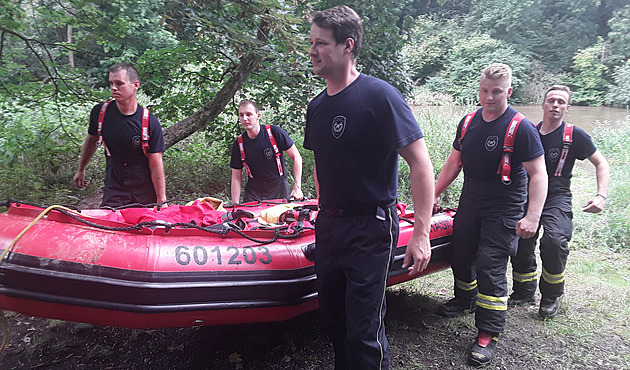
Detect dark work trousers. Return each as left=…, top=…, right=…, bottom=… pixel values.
left=451, top=177, right=527, bottom=335
left=315, top=204, right=398, bottom=370
left=511, top=182, right=572, bottom=299
left=101, top=158, right=157, bottom=208
left=243, top=176, right=290, bottom=202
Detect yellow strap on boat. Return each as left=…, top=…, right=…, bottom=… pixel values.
left=0, top=205, right=77, bottom=353
left=0, top=204, right=76, bottom=262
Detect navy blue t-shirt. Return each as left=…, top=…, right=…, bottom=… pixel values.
left=453, top=106, right=543, bottom=182
left=88, top=102, right=165, bottom=162
left=230, top=124, right=294, bottom=181
left=304, top=73, right=424, bottom=208
left=538, top=121, right=596, bottom=179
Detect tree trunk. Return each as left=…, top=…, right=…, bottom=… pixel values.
left=163, top=18, right=270, bottom=148
left=163, top=52, right=262, bottom=148
left=78, top=20, right=270, bottom=207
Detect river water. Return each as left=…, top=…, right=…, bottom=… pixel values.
left=413, top=105, right=629, bottom=134
left=515, top=105, right=629, bottom=133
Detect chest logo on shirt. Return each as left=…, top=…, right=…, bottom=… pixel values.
left=332, top=116, right=346, bottom=139
left=264, top=148, right=274, bottom=159
left=132, top=135, right=142, bottom=148
left=548, top=148, right=560, bottom=162
left=485, top=135, right=499, bottom=152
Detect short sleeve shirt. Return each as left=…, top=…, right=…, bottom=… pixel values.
left=230, top=125, right=294, bottom=181
left=538, top=121, right=596, bottom=179
left=304, top=74, right=424, bottom=207
left=88, top=102, right=165, bottom=162
left=453, top=106, right=543, bottom=182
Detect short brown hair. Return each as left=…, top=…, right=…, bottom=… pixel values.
left=481, top=63, right=512, bottom=85
left=109, top=63, right=140, bottom=84
left=545, top=85, right=572, bottom=104
left=239, top=100, right=260, bottom=113
left=310, top=5, right=363, bottom=59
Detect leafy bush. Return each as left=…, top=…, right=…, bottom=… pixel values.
left=397, top=106, right=468, bottom=207
left=607, top=61, right=630, bottom=108
left=572, top=123, right=630, bottom=249
left=0, top=100, right=98, bottom=205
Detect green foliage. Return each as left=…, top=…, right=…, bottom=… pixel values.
left=0, top=0, right=25, bottom=30
left=404, top=0, right=628, bottom=105
left=607, top=61, right=630, bottom=108
left=0, top=0, right=177, bottom=105
left=0, top=99, right=98, bottom=205
left=137, top=0, right=317, bottom=156
left=405, top=17, right=530, bottom=104
left=397, top=106, right=467, bottom=206
left=570, top=40, right=610, bottom=106
left=606, top=4, right=630, bottom=66
left=465, top=0, right=601, bottom=71
left=572, top=124, right=630, bottom=249
left=402, top=15, right=453, bottom=85
left=163, top=135, right=232, bottom=201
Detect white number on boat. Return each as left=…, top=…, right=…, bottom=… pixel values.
left=174, top=245, right=273, bottom=266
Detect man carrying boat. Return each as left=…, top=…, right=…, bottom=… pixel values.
left=508, top=85, right=610, bottom=318
left=304, top=6, right=435, bottom=369
left=230, top=100, right=303, bottom=204
left=74, top=63, right=166, bottom=208
left=433, top=63, right=547, bottom=367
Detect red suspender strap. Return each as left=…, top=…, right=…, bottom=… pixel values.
left=497, top=112, right=525, bottom=184
left=97, top=101, right=112, bottom=157
left=238, top=134, right=253, bottom=178
left=554, top=123, right=573, bottom=177
left=141, top=107, right=150, bottom=158
left=265, top=125, right=284, bottom=177
left=458, top=111, right=477, bottom=148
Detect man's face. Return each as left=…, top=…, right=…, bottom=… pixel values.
left=238, top=103, right=260, bottom=131
left=478, top=76, right=512, bottom=117
left=542, top=90, right=570, bottom=122
left=308, top=24, right=348, bottom=78
left=109, top=69, right=139, bottom=102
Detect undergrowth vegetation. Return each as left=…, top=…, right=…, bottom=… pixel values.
left=572, top=124, right=630, bottom=249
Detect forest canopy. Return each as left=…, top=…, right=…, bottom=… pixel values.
left=1, top=0, right=629, bottom=204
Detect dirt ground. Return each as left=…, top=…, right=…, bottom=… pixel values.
left=1, top=248, right=628, bottom=369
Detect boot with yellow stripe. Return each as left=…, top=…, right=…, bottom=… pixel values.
left=468, top=331, right=499, bottom=367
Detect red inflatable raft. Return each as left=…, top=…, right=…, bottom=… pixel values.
left=0, top=200, right=454, bottom=329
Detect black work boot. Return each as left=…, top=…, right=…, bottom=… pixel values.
left=507, top=291, right=536, bottom=307
left=468, top=331, right=499, bottom=367
left=436, top=298, right=476, bottom=317
left=539, top=296, right=560, bottom=319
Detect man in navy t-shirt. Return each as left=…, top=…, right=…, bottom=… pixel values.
left=508, top=85, right=610, bottom=319
left=74, top=63, right=166, bottom=208
left=230, top=100, right=303, bottom=204
left=305, top=6, right=435, bottom=369
left=433, top=63, right=547, bottom=367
